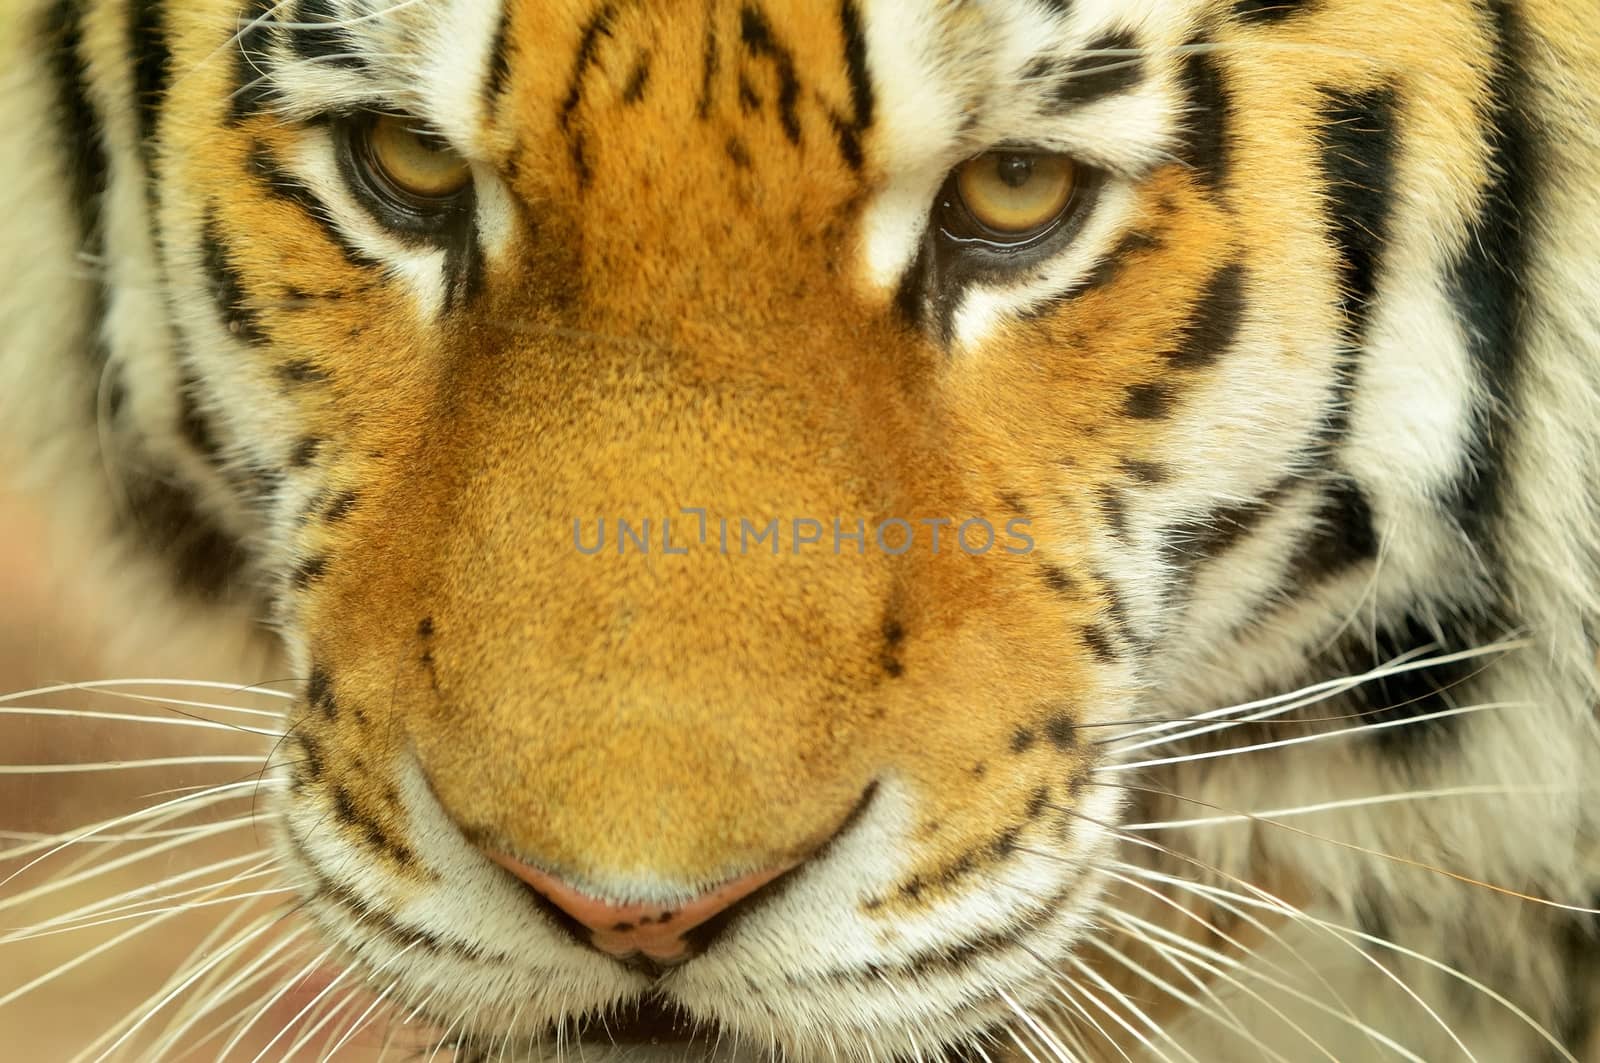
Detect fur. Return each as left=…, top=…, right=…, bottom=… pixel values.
left=2, top=0, right=1598, bottom=1058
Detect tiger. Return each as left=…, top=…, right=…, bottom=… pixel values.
left=2, top=0, right=1598, bottom=1058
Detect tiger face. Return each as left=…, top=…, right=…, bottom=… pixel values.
left=95, top=0, right=1542, bottom=1056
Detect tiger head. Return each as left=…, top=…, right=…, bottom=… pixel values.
left=103, top=0, right=1529, bottom=1056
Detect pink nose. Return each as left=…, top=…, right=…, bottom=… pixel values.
left=488, top=853, right=792, bottom=964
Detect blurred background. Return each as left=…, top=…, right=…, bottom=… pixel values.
left=0, top=488, right=415, bottom=1060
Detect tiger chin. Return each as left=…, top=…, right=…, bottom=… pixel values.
left=3, top=0, right=1599, bottom=1059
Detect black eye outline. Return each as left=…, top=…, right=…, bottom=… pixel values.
left=336, top=111, right=476, bottom=240
left=934, top=149, right=1100, bottom=258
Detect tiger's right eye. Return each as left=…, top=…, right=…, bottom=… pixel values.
left=943, top=151, right=1080, bottom=247
left=352, top=113, right=473, bottom=213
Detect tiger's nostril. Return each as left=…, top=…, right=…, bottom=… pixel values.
left=486, top=854, right=794, bottom=966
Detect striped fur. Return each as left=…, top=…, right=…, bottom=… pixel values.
left=2, top=0, right=1598, bottom=1058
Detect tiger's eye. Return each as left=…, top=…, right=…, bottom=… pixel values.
left=953, top=151, right=1077, bottom=238
left=361, top=114, right=472, bottom=202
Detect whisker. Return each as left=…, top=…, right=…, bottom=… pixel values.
left=2, top=849, right=279, bottom=942
left=1099, top=640, right=1523, bottom=748
left=1052, top=813, right=1478, bottom=1059
left=216, top=944, right=337, bottom=1061
left=1118, top=782, right=1572, bottom=831
left=1104, top=782, right=1600, bottom=916
left=0, top=753, right=272, bottom=775
left=0, top=705, right=281, bottom=738
left=149, top=923, right=311, bottom=1058
left=1103, top=911, right=1352, bottom=1063
left=1100, top=699, right=1527, bottom=772
left=0, top=814, right=263, bottom=914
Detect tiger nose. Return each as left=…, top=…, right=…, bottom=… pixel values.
left=487, top=852, right=793, bottom=966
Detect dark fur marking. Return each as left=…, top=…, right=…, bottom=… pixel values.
left=1440, top=0, right=1536, bottom=558
left=201, top=215, right=266, bottom=343
left=324, top=491, right=359, bottom=522
left=1169, top=263, right=1245, bottom=369
left=232, top=0, right=279, bottom=123
left=277, top=359, right=328, bottom=385
left=1098, top=485, right=1127, bottom=538
left=293, top=555, right=328, bottom=588
left=289, top=437, right=321, bottom=467
left=121, top=471, right=247, bottom=598
left=825, top=0, right=874, bottom=170
left=1329, top=609, right=1508, bottom=746
left=418, top=617, right=434, bottom=638
left=1122, top=459, right=1169, bottom=485
left=739, top=4, right=802, bottom=144
left=287, top=0, right=362, bottom=69
left=175, top=362, right=224, bottom=465
left=1081, top=625, right=1118, bottom=663
left=297, top=733, right=324, bottom=778
left=129, top=0, right=170, bottom=173
left=1025, top=786, right=1051, bottom=819
left=45, top=0, right=110, bottom=368
left=307, top=665, right=332, bottom=712
left=1038, top=562, right=1075, bottom=595
left=1161, top=475, right=1294, bottom=578
left=1010, top=728, right=1037, bottom=753
left=558, top=5, right=617, bottom=132
left=737, top=74, right=762, bottom=112
left=1234, top=0, right=1313, bottom=21
left=1048, top=30, right=1144, bottom=110
left=724, top=136, right=753, bottom=170
left=1122, top=382, right=1173, bottom=419
left=248, top=142, right=382, bottom=269
left=484, top=6, right=514, bottom=107
left=621, top=51, right=652, bottom=104
left=1284, top=477, right=1378, bottom=588
left=695, top=0, right=719, bottom=118
left=879, top=615, right=905, bottom=678
left=1316, top=86, right=1398, bottom=344
left=1045, top=713, right=1075, bottom=749
left=1174, top=45, right=1229, bottom=192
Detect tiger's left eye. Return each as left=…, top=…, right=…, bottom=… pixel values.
left=943, top=151, right=1079, bottom=245
left=356, top=114, right=472, bottom=207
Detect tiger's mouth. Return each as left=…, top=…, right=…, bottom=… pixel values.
left=545, top=996, right=714, bottom=1047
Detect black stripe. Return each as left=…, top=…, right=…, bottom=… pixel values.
left=202, top=214, right=267, bottom=343
left=1233, top=0, right=1314, bottom=22
left=287, top=0, right=362, bottom=69
left=559, top=5, right=616, bottom=130
left=1173, top=44, right=1230, bottom=192
left=44, top=0, right=112, bottom=385
left=1168, top=263, right=1245, bottom=368
left=1047, top=30, right=1145, bottom=111
left=232, top=0, right=279, bottom=123
left=45, top=0, right=109, bottom=285
left=739, top=4, right=802, bottom=144
left=121, top=467, right=247, bottom=598
left=1440, top=0, right=1536, bottom=555
left=176, top=359, right=225, bottom=464
left=826, top=0, right=873, bottom=170
left=248, top=141, right=382, bottom=269
left=1122, top=382, right=1173, bottom=419
left=1329, top=608, right=1506, bottom=747
left=557, top=4, right=616, bottom=187
left=621, top=51, right=652, bottom=104
left=1282, top=476, right=1377, bottom=588
left=129, top=0, right=170, bottom=172
left=484, top=5, right=513, bottom=109
left=1161, top=475, right=1293, bottom=572
left=1315, top=85, right=1398, bottom=344
left=695, top=0, right=720, bottom=118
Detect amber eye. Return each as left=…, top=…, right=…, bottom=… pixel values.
left=948, top=151, right=1077, bottom=242
left=358, top=113, right=472, bottom=206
